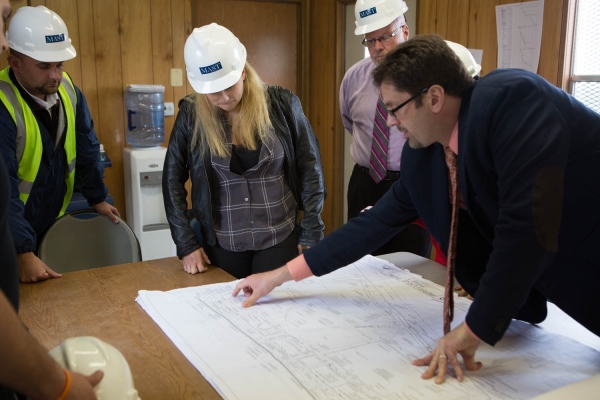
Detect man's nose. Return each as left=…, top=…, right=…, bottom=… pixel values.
left=374, top=39, right=385, bottom=51
left=49, top=67, right=61, bottom=80
left=386, top=112, right=398, bottom=127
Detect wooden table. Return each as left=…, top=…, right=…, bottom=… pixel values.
left=20, top=254, right=600, bottom=399
left=19, top=257, right=235, bottom=399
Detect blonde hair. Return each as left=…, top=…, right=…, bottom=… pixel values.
left=191, top=63, right=272, bottom=157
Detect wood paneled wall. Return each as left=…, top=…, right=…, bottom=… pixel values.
left=308, top=0, right=347, bottom=233
left=417, top=0, right=572, bottom=87
left=193, top=1, right=301, bottom=95
left=2, top=0, right=195, bottom=219
left=2, top=0, right=345, bottom=235
left=1, top=0, right=573, bottom=236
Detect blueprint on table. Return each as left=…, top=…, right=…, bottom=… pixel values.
left=137, top=255, right=600, bottom=399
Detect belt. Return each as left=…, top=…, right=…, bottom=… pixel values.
left=358, top=165, right=401, bottom=181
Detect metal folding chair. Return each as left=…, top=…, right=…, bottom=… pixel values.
left=38, top=209, right=142, bottom=273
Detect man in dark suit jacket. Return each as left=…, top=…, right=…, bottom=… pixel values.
left=232, top=35, right=600, bottom=383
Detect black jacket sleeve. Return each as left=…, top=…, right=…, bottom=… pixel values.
left=163, top=99, right=202, bottom=258
left=279, top=89, right=326, bottom=245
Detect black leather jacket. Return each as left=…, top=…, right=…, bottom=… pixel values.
left=163, top=85, right=326, bottom=258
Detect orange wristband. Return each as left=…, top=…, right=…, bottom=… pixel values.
left=57, top=369, right=72, bottom=400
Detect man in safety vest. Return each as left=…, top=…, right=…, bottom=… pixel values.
left=0, top=6, right=120, bottom=283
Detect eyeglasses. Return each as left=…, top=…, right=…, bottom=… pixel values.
left=387, top=87, right=429, bottom=118
left=362, top=25, right=403, bottom=47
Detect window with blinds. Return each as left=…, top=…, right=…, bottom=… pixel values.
left=571, top=0, right=600, bottom=113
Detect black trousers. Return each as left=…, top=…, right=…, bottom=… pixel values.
left=204, top=229, right=299, bottom=279
left=347, top=164, right=432, bottom=257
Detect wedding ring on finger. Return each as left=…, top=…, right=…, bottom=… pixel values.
left=439, top=354, right=448, bottom=359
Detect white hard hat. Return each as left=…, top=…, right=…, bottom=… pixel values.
left=354, top=0, right=408, bottom=35
left=184, top=23, right=247, bottom=94
left=445, top=40, right=482, bottom=77
left=48, top=337, right=140, bottom=400
left=6, top=6, right=76, bottom=62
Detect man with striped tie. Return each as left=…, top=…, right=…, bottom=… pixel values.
left=234, top=34, right=600, bottom=385
left=340, top=0, right=431, bottom=258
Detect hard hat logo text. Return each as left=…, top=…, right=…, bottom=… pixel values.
left=199, top=62, right=223, bottom=75
left=45, top=34, right=66, bottom=43
left=359, top=7, right=377, bottom=18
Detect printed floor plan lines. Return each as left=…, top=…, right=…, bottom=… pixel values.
left=138, top=255, right=600, bottom=399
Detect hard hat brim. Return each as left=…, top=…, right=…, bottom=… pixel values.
left=9, top=44, right=77, bottom=63
left=355, top=16, right=397, bottom=35
left=189, top=69, right=243, bottom=94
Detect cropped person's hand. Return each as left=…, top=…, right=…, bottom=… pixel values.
left=17, top=252, right=62, bottom=283
left=92, top=201, right=120, bottom=224
left=65, top=370, right=104, bottom=400
left=182, top=248, right=211, bottom=274
left=455, top=285, right=473, bottom=300
left=232, top=266, right=292, bottom=307
left=297, top=244, right=309, bottom=255
left=412, top=322, right=482, bottom=384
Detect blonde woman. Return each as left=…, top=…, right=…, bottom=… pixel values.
left=163, top=23, right=325, bottom=279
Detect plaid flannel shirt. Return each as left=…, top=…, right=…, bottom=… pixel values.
left=210, top=131, right=296, bottom=252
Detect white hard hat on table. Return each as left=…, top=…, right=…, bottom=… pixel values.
left=6, top=6, right=76, bottom=62
left=184, top=23, right=247, bottom=94
left=354, top=0, right=408, bottom=35
left=48, top=336, right=140, bottom=400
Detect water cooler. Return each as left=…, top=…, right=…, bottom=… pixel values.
left=123, top=84, right=176, bottom=260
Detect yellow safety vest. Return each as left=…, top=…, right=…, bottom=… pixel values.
left=0, top=67, right=77, bottom=218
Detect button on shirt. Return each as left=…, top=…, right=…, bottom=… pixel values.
left=210, top=129, right=297, bottom=252
left=340, top=57, right=406, bottom=171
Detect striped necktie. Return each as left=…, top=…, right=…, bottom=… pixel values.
left=368, top=95, right=389, bottom=183
left=443, top=146, right=459, bottom=335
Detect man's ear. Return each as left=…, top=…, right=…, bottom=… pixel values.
left=402, top=24, right=409, bottom=41
left=7, top=54, right=20, bottom=71
left=428, top=85, right=445, bottom=114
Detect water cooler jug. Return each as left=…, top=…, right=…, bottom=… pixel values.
left=124, top=84, right=165, bottom=147
left=123, top=84, right=176, bottom=261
